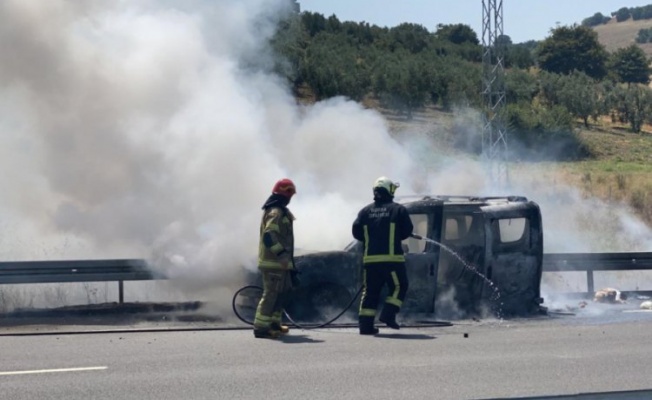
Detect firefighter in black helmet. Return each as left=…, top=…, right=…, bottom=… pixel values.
left=352, top=177, right=413, bottom=335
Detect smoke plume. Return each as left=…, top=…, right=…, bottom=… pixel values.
left=0, top=0, right=416, bottom=299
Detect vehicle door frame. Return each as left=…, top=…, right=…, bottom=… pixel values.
left=481, top=202, right=544, bottom=311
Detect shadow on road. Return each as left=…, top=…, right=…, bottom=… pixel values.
left=280, top=334, right=325, bottom=344
left=373, top=333, right=435, bottom=340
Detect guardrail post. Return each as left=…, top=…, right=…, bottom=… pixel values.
left=119, top=280, right=124, bottom=304
left=586, top=270, right=594, bottom=294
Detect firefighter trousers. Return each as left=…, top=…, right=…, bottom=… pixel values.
left=254, top=269, right=293, bottom=331
left=359, top=262, right=409, bottom=323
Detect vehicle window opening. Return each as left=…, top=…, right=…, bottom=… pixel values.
left=498, top=218, right=527, bottom=243
left=443, top=215, right=474, bottom=240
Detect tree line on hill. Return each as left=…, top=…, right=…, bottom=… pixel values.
left=270, top=12, right=652, bottom=160
left=582, top=4, right=652, bottom=27
left=582, top=4, right=652, bottom=46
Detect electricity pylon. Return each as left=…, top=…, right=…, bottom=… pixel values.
left=481, top=0, right=508, bottom=187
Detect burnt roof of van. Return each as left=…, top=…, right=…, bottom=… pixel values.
left=396, top=195, right=529, bottom=208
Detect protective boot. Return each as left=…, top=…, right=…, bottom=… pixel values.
left=379, top=304, right=400, bottom=330
left=270, top=322, right=290, bottom=334
left=253, top=328, right=281, bottom=339
left=359, top=316, right=379, bottom=335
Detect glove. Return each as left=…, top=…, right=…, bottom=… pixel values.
left=290, top=269, right=301, bottom=288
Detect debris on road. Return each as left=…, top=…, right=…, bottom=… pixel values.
left=593, top=288, right=627, bottom=304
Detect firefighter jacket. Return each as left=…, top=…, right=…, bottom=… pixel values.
left=352, top=199, right=413, bottom=265
left=258, top=206, right=295, bottom=270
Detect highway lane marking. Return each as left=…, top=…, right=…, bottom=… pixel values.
left=0, top=366, right=108, bottom=376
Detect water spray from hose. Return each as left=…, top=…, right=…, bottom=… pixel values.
left=410, top=233, right=504, bottom=319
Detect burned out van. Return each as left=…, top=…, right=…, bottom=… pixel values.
left=284, top=195, right=544, bottom=321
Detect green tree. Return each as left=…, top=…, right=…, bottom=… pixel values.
left=373, top=51, right=430, bottom=118
left=496, top=34, right=512, bottom=46
left=635, top=28, right=652, bottom=44
left=411, top=53, right=481, bottom=110
left=581, top=12, right=611, bottom=27
left=613, top=7, right=631, bottom=22
left=325, top=14, right=342, bottom=33
left=340, top=21, right=381, bottom=46
left=301, top=12, right=327, bottom=37
left=434, top=23, right=479, bottom=45
left=557, top=71, right=602, bottom=127
left=506, top=102, right=585, bottom=161
left=440, top=57, right=481, bottom=109
left=506, top=69, right=538, bottom=104
left=430, top=38, right=482, bottom=63
left=271, top=13, right=309, bottom=87
left=388, top=23, right=431, bottom=53
left=598, top=80, right=618, bottom=119
left=496, top=35, right=535, bottom=69
left=609, top=44, right=651, bottom=84
left=302, top=33, right=370, bottom=100
left=538, top=70, right=565, bottom=106
left=612, top=84, right=652, bottom=133
left=537, top=25, right=608, bottom=79
left=507, top=44, right=535, bottom=69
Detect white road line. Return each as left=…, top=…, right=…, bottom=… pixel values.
left=0, top=366, right=108, bottom=376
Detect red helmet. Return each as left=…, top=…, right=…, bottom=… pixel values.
left=272, top=178, right=296, bottom=198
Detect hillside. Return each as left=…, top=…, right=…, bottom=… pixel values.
left=593, top=17, right=652, bottom=55
left=377, top=102, right=652, bottom=162
left=373, top=104, right=652, bottom=226
left=290, top=12, right=652, bottom=227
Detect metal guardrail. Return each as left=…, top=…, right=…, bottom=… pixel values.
left=0, top=259, right=165, bottom=303
left=1, top=252, right=651, bottom=304
left=542, top=252, right=652, bottom=296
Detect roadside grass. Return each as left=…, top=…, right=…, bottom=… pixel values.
left=552, top=164, right=652, bottom=225
left=511, top=124, right=652, bottom=225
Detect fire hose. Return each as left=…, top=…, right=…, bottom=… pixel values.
left=231, top=233, right=452, bottom=329
left=231, top=284, right=363, bottom=330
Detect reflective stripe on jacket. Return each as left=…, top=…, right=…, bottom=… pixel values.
left=258, top=206, right=295, bottom=270
left=352, top=200, right=413, bottom=265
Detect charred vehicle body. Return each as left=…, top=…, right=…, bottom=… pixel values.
left=248, top=195, right=544, bottom=321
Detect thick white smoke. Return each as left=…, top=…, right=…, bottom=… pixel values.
left=0, top=0, right=416, bottom=299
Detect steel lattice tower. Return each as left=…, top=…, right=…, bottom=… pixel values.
left=481, top=0, right=508, bottom=187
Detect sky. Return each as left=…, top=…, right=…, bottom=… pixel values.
left=298, top=0, right=652, bottom=43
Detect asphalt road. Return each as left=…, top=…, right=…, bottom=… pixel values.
left=1, top=310, right=652, bottom=400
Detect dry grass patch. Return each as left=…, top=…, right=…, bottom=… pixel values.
left=511, top=161, right=652, bottom=227
left=594, top=18, right=652, bottom=55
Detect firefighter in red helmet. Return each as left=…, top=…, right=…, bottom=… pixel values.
left=253, top=178, right=297, bottom=339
